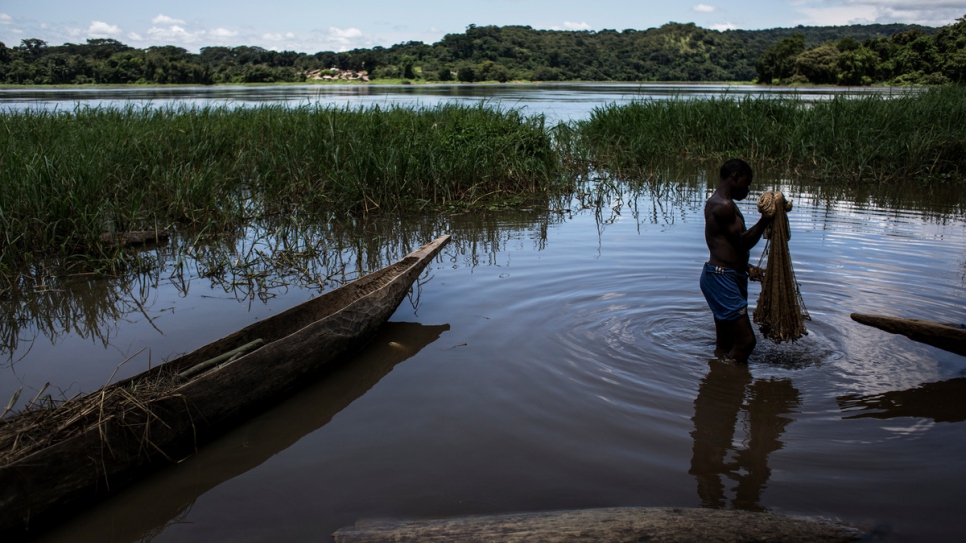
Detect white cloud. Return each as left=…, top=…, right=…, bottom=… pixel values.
left=712, top=23, right=737, bottom=30
left=88, top=21, right=122, bottom=38
left=210, top=28, right=238, bottom=38
left=329, top=27, right=363, bottom=40
left=795, top=0, right=966, bottom=26
left=147, top=24, right=202, bottom=44
left=0, top=13, right=13, bottom=24
left=128, top=32, right=143, bottom=41
left=152, top=14, right=186, bottom=25
left=694, top=4, right=716, bottom=13
left=547, top=21, right=592, bottom=30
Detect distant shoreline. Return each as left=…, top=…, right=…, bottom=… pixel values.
left=0, top=80, right=930, bottom=90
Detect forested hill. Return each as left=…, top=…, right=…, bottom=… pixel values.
left=0, top=20, right=946, bottom=85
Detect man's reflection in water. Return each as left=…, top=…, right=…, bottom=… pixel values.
left=689, top=359, right=801, bottom=511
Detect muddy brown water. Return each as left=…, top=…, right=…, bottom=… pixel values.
left=3, top=178, right=966, bottom=542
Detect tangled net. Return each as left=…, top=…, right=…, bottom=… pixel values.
left=753, top=191, right=810, bottom=343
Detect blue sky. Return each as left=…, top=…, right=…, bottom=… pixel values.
left=2, top=1, right=965, bottom=53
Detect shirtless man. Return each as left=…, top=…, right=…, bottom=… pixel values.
left=700, top=159, right=772, bottom=363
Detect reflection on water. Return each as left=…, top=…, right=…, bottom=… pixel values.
left=0, top=210, right=562, bottom=365
left=2, top=174, right=966, bottom=542
left=838, top=377, right=966, bottom=423
left=35, top=321, right=449, bottom=543
left=689, top=359, right=801, bottom=511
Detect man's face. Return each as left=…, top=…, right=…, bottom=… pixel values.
left=733, top=173, right=752, bottom=201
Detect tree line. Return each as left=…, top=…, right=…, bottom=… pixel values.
left=0, top=17, right=961, bottom=86
left=756, top=16, right=966, bottom=85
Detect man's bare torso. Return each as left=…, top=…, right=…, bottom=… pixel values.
left=704, top=192, right=750, bottom=271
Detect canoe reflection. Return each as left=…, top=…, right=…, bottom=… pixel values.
left=36, top=321, right=450, bottom=543
left=838, top=377, right=966, bottom=423
left=689, top=359, right=801, bottom=511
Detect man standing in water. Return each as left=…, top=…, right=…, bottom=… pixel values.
left=700, top=159, right=772, bottom=363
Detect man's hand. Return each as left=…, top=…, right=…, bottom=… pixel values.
left=748, top=265, right=764, bottom=282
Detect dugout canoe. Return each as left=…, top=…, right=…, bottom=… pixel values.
left=850, top=312, right=966, bottom=357
left=0, top=235, right=451, bottom=536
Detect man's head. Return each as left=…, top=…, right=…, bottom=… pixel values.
left=720, top=158, right=753, bottom=201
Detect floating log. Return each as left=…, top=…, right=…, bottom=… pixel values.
left=333, top=507, right=864, bottom=543
left=850, top=313, right=966, bottom=357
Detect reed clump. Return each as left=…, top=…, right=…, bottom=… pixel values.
left=578, top=85, right=966, bottom=183
left=0, top=103, right=563, bottom=287
left=0, top=369, right=183, bottom=466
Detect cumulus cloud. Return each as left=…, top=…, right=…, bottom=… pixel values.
left=329, top=27, right=363, bottom=40
left=147, top=24, right=203, bottom=44
left=152, top=14, right=186, bottom=25
left=795, top=0, right=966, bottom=26
left=547, top=21, right=592, bottom=30
left=712, top=23, right=737, bottom=30
left=262, top=32, right=296, bottom=41
left=210, top=28, right=239, bottom=38
left=88, top=21, right=122, bottom=38
left=0, top=13, right=13, bottom=24
left=694, top=4, right=716, bottom=12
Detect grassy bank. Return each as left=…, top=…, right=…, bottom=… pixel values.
left=0, top=103, right=561, bottom=286
left=578, top=85, right=966, bottom=182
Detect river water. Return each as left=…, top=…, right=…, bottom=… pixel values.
left=1, top=85, right=964, bottom=542
left=0, top=82, right=919, bottom=122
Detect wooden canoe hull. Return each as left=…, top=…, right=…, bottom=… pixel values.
left=850, top=313, right=966, bottom=357
left=0, top=235, right=450, bottom=535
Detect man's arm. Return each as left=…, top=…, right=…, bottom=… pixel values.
left=738, top=214, right=771, bottom=253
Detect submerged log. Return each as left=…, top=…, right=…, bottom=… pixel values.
left=99, top=230, right=170, bottom=248
left=333, top=507, right=864, bottom=543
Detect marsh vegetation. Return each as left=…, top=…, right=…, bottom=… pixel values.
left=1, top=86, right=964, bottom=293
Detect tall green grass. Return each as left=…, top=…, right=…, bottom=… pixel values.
left=0, top=103, right=562, bottom=286
left=578, top=85, right=966, bottom=182
left=2, top=88, right=966, bottom=290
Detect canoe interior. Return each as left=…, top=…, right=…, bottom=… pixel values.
left=0, top=235, right=450, bottom=537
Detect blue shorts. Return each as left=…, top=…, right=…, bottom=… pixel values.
left=700, top=262, right=748, bottom=322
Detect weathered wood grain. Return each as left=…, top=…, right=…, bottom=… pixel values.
left=851, top=313, right=966, bottom=357
left=334, top=507, right=864, bottom=543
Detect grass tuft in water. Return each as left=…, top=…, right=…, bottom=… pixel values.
left=577, top=85, right=966, bottom=183
left=0, top=103, right=564, bottom=287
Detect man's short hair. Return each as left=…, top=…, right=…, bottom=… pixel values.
left=720, top=158, right=753, bottom=180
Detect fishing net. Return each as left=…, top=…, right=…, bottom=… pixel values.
left=753, top=191, right=810, bottom=343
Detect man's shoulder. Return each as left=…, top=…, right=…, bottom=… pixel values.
left=706, top=193, right=735, bottom=217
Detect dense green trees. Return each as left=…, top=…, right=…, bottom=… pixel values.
left=0, top=17, right=960, bottom=86
left=755, top=16, right=966, bottom=85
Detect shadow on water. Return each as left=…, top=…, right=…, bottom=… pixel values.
left=838, top=377, right=966, bottom=423
left=689, top=359, right=801, bottom=512
left=0, top=211, right=563, bottom=364
left=34, top=321, right=450, bottom=543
